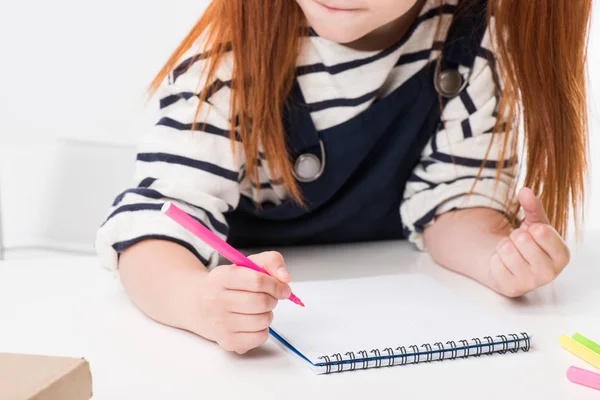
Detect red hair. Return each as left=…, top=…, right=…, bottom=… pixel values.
left=150, top=0, right=592, bottom=236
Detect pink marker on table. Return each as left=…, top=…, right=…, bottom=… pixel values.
left=161, top=202, right=304, bottom=307
left=567, top=366, right=600, bottom=391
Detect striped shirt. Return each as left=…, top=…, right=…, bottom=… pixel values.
left=96, top=0, right=515, bottom=270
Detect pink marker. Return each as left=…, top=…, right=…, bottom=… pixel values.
left=161, top=202, right=304, bottom=307
left=567, top=366, right=600, bottom=391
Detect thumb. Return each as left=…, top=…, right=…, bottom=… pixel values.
left=247, top=251, right=292, bottom=283
left=518, top=187, right=549, bottom=227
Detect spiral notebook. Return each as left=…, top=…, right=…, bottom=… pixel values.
left=270, top=274, right=531, bottom=374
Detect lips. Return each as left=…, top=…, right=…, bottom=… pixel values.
left=314, top=1, right=359, bottom=12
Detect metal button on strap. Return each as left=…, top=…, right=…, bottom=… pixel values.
left=434, top=68, right=466, bottom=98
left=294, top=154, right=321, bottom=182
left=293, top=140, right=326, bottom=183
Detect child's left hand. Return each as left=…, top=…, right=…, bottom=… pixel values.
left=488, top=188, right=570, bottom=297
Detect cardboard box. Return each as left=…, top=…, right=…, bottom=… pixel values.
left=0, top=353, right=92, bottom=400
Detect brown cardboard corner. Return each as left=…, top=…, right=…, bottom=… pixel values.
left=0, top=353, right=93, bottom=400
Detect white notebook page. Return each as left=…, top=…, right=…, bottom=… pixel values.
left=272, top=274, right=516, bottom=364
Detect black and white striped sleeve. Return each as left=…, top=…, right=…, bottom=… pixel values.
left=95, top=50, right=242, bottom=270
left=400, top=33, right=516, bottom=250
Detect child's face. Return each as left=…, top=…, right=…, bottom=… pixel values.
left=296, top=0, right=421, bottom=45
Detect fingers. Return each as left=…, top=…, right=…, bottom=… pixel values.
left=217, top=265, right=292, bottom=300
left=528, top=223, right=570, bottom=266
left=517, top=188, right=568, bottom=262
left=248, top=251, right=292, bottom=283
left=496, top=237, right=537, bottom=289
left=213, top=309, right=274, bottom=354
left=509, top=229, right=556, bottom=284
left=491, top=225, right=569, bottom=297
left=518, top=187, right=550, bottom=226
left=211, top=251, right=293, bottom=300
left=218, top=329, right=271, bottom=355
left=221, top=290, right=278, bottom=314
left=225, top=311, right=274, bottom=333
left=489, top=250, right=532, bottom=298
left=205, top=255, right=288, bottom=355
left=488, top=252, right=520, bottom=297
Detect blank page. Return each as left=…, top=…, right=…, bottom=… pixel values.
left=272, top=274, right=515, bottom=364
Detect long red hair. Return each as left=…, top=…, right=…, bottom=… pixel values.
left=149, top=0, right=592, bottom=236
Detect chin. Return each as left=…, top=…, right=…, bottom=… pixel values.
left=310, top=24, right=367, bottom=45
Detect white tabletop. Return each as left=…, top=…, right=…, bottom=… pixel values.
left=1, top=234, right=600, bottom=400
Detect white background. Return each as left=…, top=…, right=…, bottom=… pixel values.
left=0, top=0, right=598, bottom=255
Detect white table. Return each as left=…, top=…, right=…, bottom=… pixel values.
left=1, top=235, right=600, bottom=400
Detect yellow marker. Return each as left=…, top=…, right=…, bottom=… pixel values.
left=559, top=335, right=600, bottom=370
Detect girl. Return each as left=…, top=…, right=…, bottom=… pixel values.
left=97, top=0, right=591, bottom=354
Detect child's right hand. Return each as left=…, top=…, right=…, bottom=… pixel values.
left=197, top=251, right=292, bottom=354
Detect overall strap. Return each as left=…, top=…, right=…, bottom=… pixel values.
left=435, top=0, right=489, bottom=101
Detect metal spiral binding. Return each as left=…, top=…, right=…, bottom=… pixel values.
left=521, top=333, right=531, bottom=351
left=332, top=353, right=343, bottom=373
left=345, top=351, right=356, bottom=371
left=472, top=337, right=483, bottom=357
left=317, top=332, right=531, bottom=374
left=358, top=350, right=368, bottom=370
left=509, top=334, right=520, bottom=353
left=320, top=355, right=332, bottom=374
left=371, top=349, right=382, bottom=368
left=484, top=336, right=494, bottom=355
left=422, top=343, right=433, bottom=362
left=459, top=340, right=470, bottom=358
left=498, top=335, right=509, bottom=354
left=397, top=346, right=407, bottom=366
left=410, top=345, right=420, bottom=363
left=434, top=342, right=445, bottom=361
left=447, top=340, right=458, bottom=359
left=383, top=348, right=395, bottom=367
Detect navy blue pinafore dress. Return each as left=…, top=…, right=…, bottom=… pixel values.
left=226, top=2, right=488, bottom=248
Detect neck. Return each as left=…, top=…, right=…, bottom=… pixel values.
left=344, top=0, right=427, bottom=51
